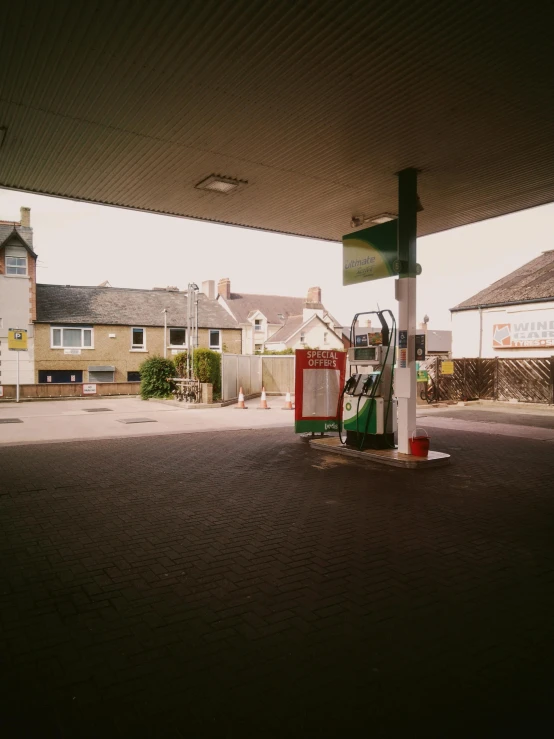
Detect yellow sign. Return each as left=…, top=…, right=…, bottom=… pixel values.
left=441, top=360, right=454, bottom=375
left=8, top=328, right=28, bottom=351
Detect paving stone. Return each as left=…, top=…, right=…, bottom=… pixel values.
left=0, top=426, right=553, bottom=737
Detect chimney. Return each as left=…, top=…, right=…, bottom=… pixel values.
left=202, top=280, right=216, bottom=300
left=306, top=286, right=322, bottom=305
left=218, top=277, right=231, bottom=300
left=20, top=207, right=31, bottom=228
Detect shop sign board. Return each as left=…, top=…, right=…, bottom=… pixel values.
left=83, top=384, right=97, bottom=394
left=493, top=321, right=554, bottom=348
left=294, top=350, right=347, bottom=433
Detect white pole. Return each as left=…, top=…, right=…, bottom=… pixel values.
left=16, top=351, right=20, bottom=403
left=396, top=168, right=418, bottom=455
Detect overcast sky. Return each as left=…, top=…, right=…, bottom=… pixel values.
left=2, top=187, right=552, bottom=329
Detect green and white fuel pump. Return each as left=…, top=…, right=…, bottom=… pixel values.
left=339, top=310, right=397, bottom=450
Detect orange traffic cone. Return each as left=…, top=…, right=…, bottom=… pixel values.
left=235, top=387, right=247, bottom=409
left=282, top=391, right=293, bottom=410
left=258, top=387, right=270, bottom=409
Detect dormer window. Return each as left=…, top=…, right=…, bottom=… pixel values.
left=254, top=319, right=262, bottom=332
left=6, top=256, right=27, bottom=276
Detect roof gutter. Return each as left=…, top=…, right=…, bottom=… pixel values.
left=450, top=296, right=554, bottom=313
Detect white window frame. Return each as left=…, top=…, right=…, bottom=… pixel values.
left=300, top=332, right=306, bottom=343
left=6, top=255, right=28, bottom=276
left=130, top=327, right=146, bottom=351
left=209, top=329, right=221, bottom=351
left=168, top=327, right=187, bottom=348
left=51, top=326, right=94, bottom=349
left=323, top=331, right=329, bottom=344
left=254, top=318, right=263, bottom=332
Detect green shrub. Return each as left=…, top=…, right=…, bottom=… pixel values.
left=173, top=348, right=221, bottom=393
left=138, top=355, right=175, bottom=399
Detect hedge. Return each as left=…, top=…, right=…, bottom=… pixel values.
left=138, top=355, right=175, bottom=399
left=173, top=349, right=221, bottom=393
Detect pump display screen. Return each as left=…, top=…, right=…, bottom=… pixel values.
left=354, top=347, right=377, bottom=361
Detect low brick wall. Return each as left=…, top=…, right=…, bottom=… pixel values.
left=0, top=382, right=140, bottom=400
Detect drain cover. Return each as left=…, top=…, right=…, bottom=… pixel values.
left=0, top=418, right=23, bottom=424
left=84, top=408, right=112, bottom=412
left=117, top=418, right=157, bottom=424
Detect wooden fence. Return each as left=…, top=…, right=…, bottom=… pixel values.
left=0, top=382, right=140, bottom=400
left=425, top=357, right=554, bottom=404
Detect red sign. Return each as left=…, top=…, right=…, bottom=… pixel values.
left=294, top=350, right=347, bottom=433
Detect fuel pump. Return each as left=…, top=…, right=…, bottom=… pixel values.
left=339, top=310, right=397, bottom=450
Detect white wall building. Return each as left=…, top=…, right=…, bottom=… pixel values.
left=451, top=250, right=554, bottom=358
left=0, top=207, right=36, bottom=386
left=212, top=279, right=346, bottom=353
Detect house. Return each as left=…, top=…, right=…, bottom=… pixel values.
left=451, top=250, right=554, bottom=358
left=33, top=284, right=241, bottom=384
left=0, top=207, right=36, bottom=385
left=211, top=279, right=345, bottom=353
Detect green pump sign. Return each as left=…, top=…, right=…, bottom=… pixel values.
left=343, top=220, right=421, bottom=285
left=343, top=220, right=399, bottom=286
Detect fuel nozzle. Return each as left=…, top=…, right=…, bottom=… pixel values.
left=377, top=310, right=390, bottom=346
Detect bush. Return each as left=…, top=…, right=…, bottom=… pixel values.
left=173, top=348, right=221, bottom=393
left=138, top=355, right=175, bottom=399
left=256, top=348, right=294, bottom=355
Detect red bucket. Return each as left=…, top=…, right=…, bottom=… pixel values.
left=409, top=429, right=430, bottom=458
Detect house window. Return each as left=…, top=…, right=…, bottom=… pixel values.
left=324, top=332, right=329, bottom=344
left=209, top=330, right=221, bottom=350
left=300, top=332, right=306, bottom=343
left=254, top=319, right=262, bottom=332
left=255, top=343, right=263, bottom=353
left=131, top=327, right=146, bottom=350
left=127, top=371, right=141, bottom=382
left=51, top=327, right=93, bottom=349
left=88, top=367, right=115, bottom=383
left=6, top=256, right=27, bottom=276
left=169, top=328, right=186, bottom=347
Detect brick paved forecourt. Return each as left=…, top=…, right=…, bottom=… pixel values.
left=1, top=426, right=553, bottom=737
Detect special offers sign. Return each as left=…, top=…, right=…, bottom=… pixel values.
left=294, top=350, right=346, bottom=433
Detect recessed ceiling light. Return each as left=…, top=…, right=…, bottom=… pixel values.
left=195, top=175, right=247, bottom=194
left=371, top=213, right=396, bottom=224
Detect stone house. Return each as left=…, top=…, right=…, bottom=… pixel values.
left=33, top=284, right=241, bottom=384
left=210, top=278, right=346, bottom=353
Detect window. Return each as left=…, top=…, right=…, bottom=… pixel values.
left=209, top=330, right=221, bottom=350
left=131, top=327, right=146, bottom=350
left=6, top=256, right=27, bottom=275
left=300, top=332, right=306, bottom=343
left=88, top=369, right=114, bottom=383
left=127, top=371, right=141, bottom=382
left=51, top=327, right=93, bottom=349
left=254, top=319, right=262, bottom=331
left=169, top=328, right=186, bottom=347
left=324, top=331, right=329, bottom=344
left=39, top=370, right=83, bottom=384
left=255, top=343, right=263, bottom=353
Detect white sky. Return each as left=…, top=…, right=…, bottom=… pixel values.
left=2, top=187, right=553, bottom=329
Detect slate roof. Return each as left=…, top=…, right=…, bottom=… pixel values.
left=36, top=284, right=240, bottom=329
left=265, top=315, right=305, bottom=343
left=451, top=250, right=554, bottom=311
left=222, top=293, right=306, bottom=324
left=0, top=223, right=35, bottom=254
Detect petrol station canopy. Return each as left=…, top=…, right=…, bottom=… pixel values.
left=0, top=0, right=553, bottom=242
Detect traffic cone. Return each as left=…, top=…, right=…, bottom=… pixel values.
left=282, top=391, right=293, bottom=410
left=258, top=387, right=270, bottom=409
left=235, top=387, right=247, bottom=409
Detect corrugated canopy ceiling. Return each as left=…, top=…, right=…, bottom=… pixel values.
left=1, top=0, right=553, bottom=241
